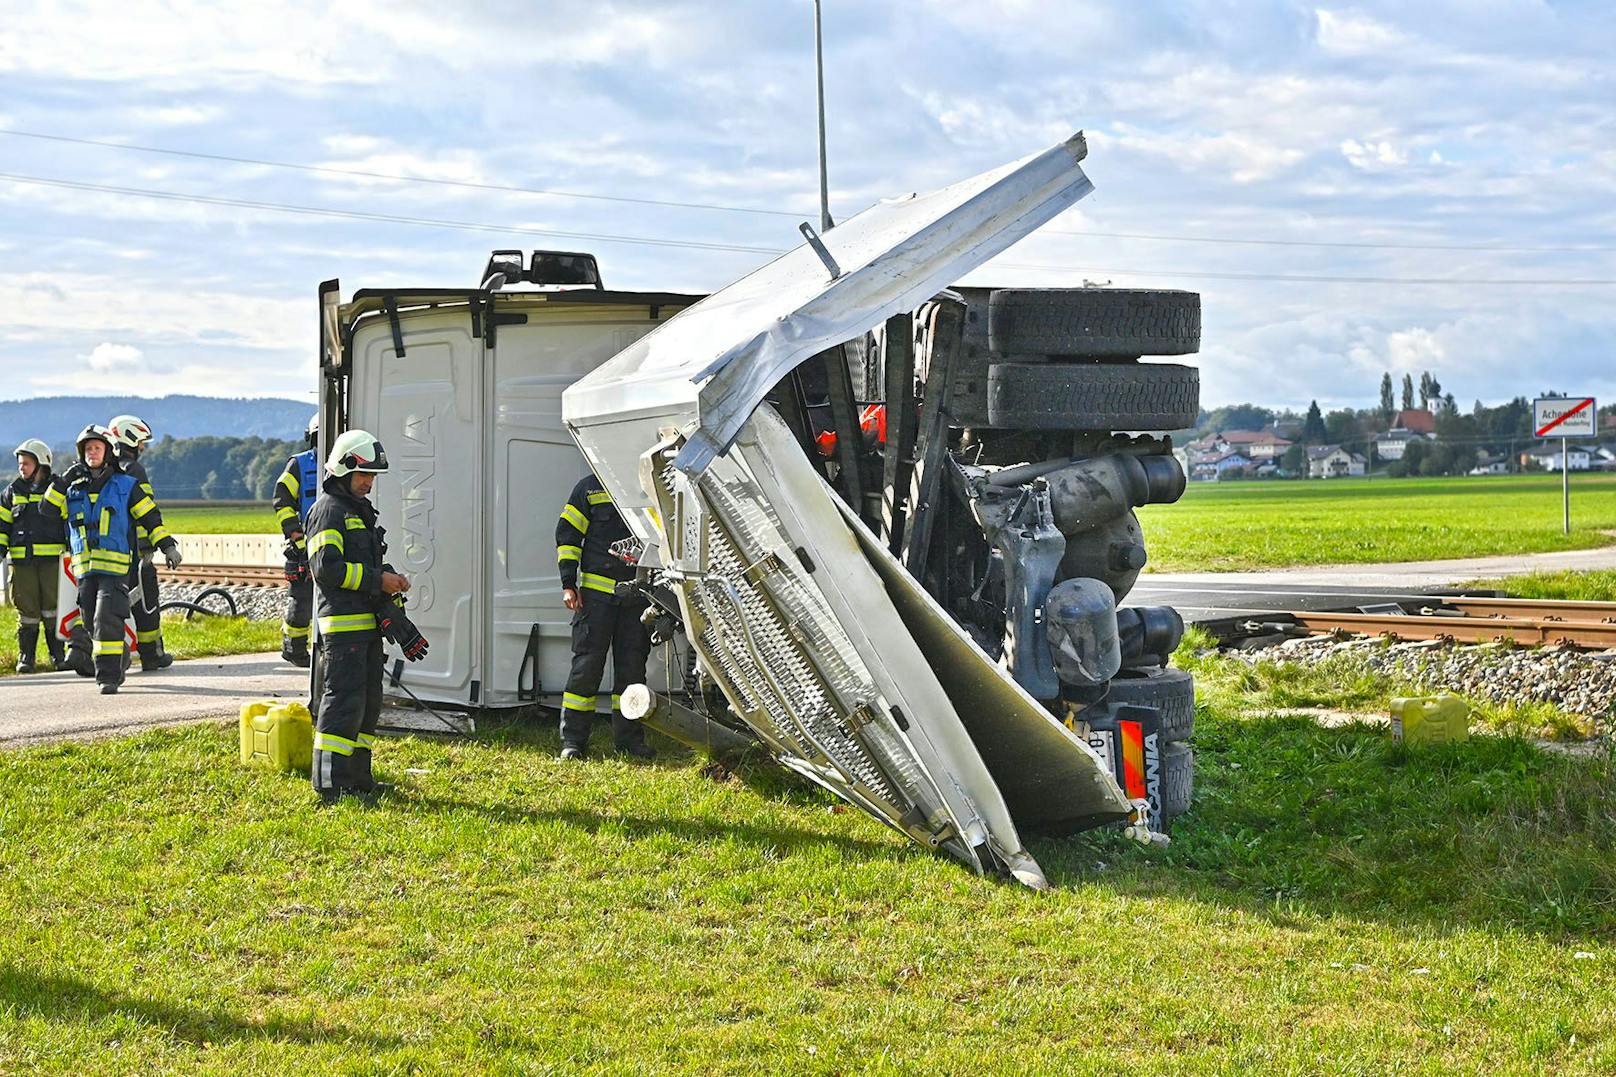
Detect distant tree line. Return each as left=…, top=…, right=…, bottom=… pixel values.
left=140, top=435, right=302, bottom=500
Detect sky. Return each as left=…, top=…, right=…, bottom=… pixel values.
left=1, top=0, right=1613, bottom=413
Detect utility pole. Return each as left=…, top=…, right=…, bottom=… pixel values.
left=814, top=0, right=833, bottom=232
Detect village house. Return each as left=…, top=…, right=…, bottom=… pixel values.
left=1306, top=445, right=1367, bottom=479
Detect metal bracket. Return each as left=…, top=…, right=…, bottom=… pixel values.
left=384, top=297, right=406, bottom=357
left=741, top=551, right=785, bottom=587
left=798, top=222, right=842, bottom=280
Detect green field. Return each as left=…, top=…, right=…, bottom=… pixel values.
left=1139, top=473, right=1616, bottom=572
left=0, top=607, right=278, bottom=676
left=163, top=506, right=277, bottom=535
left=2, top=682, right=1612, bottom=1073
left=1468, top=569, right=1616, bottom=602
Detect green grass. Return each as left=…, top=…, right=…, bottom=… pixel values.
left=1466, top=570, right=1616, bottom=603
left=1176, top=628, right=1596, bottom=741
left=0, top=606, right=279, bottom=675
left=1139, top=473, right=1616, bottom=572
left=162, top=506, right=276, bottom=535
left=2, top=700, right=1614, bottom=1073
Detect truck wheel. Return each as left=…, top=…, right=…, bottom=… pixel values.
left=1162, top=742, right=1193, bottom=819
left=985, top=362, right=1199, bottom=431
left=987, top=288, right=1200, bottom=357
left=1106, top=666, right=1195, bottom=742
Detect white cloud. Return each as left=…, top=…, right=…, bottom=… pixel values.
left=84, top=342, right=144, bottom=372
left=1315, top=9, right=1412, bottom=55
left=1092, top=126, right=1305, bottom=184
left=1341, top=138, right=1409, bottom=171
left=122, top=104, right=224, bottom=127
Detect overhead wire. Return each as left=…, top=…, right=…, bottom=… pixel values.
left=4, top=127, right=1612, bottom=255
left=1, top=168, right=1614, bottom=287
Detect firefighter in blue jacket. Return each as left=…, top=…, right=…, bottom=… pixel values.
left=47, top=425, right=182, bottom=693
left=107, top=414, right=180, bottom=671
left=1, top=439, right=68, bottom=672
left=307, top=429, right=429, bottom=804
left=272, top=415, right=320, bottom=667
left=554, top=472, right=654, bottom=761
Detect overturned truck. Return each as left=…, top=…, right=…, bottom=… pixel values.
left=564, top=133, right=1199, bottom=888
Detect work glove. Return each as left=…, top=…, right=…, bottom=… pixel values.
left=284, top=560, right=309, bottom=584
left=379, top=595, right=429, bottom=662
left=59, top=463, right=89, bottom=486
left=160, top=541, right=183, bottom=569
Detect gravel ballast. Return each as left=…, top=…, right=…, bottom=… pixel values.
left=158, top=582, right=287, bottom=623
left=1231, top=635, right=1616, bottom=730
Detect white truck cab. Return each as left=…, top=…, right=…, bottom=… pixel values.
left=316, top=253, right=700, bottom=709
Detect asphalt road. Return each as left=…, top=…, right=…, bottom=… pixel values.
left=0, top=653, right=307, bottom=748
left=1132, top=545, right=1616, bottom=623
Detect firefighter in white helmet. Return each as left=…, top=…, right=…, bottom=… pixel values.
left=107, top=414, right=181, bottom=670
left=271, top=414, right=320, bottom=667
left=48, top=425, right=181, bottom=693
left=2, top=439, right=68, bottom=671
left=307, top=429, right=429, bottom=803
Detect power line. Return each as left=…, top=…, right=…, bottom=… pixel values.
left=996, top=261, right=1616, bottom=287
left=0, top=128, right=806, bottom=218
left=0, top=172, right=786, bottom=255
left=5, top=127, right=1611, bottom=256
left=1040, top=227, right=1616, bottom=255
left=4, top=170, right=1615, bottom=287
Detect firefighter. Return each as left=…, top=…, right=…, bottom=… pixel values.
left=2, top=439, right=68, bottom=672
left=107, top=414, right=181, bottom=670
left=49, top=425, right=182, bottom=693
left=272, top=415, right=320, bottom=667
left=554, top=472, right=654, bottom=761
left=307, top=429, right=429, bottom=804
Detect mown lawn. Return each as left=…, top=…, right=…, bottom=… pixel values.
left=0, top=606, right=278, bottom=675
left=2, top=693, right=1612, bottom=1073
left=162, top=505, right=276, bottom=535
left=1467, top=569, right=1616, bottom=603
left=1139, top=473, right=1616, bottom=572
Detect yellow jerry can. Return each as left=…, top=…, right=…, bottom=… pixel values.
left=1389, top=694, right=1470, bottom=745
left=239, top=700, right=315, bottom=771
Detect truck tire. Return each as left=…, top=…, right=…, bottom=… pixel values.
left=1162, top=742, right=1193, bottom=819
left=986, top=362, right=1199, bottom=431
left=1107, top=666, right=1195, bottom=742
left=988, top=288, right=1200, bottom=357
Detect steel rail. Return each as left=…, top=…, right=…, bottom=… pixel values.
left=1290, top=610, right=1616, bottom=648
left=1419, top=596, right=1616, bottom=623
left=157, top=563, right=287, bottom=588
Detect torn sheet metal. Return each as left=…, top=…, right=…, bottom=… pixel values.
left=563, top=132, right=1093, bottom=475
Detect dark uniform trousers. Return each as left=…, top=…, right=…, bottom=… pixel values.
left=561, top=590, right=652, bottom=751
left=75, top=574, right=131, bottom=683
left=284, top=572, right=313, bottom=647
left=314, top=635, right=385, bottom=791
left=131, top=555, right=163, bottom=660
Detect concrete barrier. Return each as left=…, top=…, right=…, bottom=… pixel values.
left=177, top=534, right=283, bottom=566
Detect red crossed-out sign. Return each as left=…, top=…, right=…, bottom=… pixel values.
left=1534, top=397, right=1594, bottom=438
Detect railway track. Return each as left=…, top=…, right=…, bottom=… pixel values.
left=1260, top=596, right=1616, bottom=650
left=158, top=563, right=287, bottom=588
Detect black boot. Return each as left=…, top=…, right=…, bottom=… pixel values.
left=44, top=623, right=67, bottom=671
left=15, top=624, right=38, bottom=673
left=138, top=642, right=174, bottom=671
left=64, top=626, right=94, bottom=678
left=281, top=637, right=311, bottom=668
left=351, top=748, right=394, bottom=797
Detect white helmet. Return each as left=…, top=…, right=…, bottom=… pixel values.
left=76, top=424, right=115, bottom=461
left=326, top=429, right=390, bottom=477
left=14, top=438, right=51, bottom=469
left=305, top=413, right=319, bottom=448
left=108, top=414, right=154, bottom=452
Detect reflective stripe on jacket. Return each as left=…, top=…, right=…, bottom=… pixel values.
left=554, top=473, right=635, bottom=599
left=0, top=476, right=66, bottom=561
left=64, top=470, right=161, bottom=577
left=117, top=456, right=173, bottom=553
left=273, top=450, right=321, bottom=546
left=307, top=481, right=385, bottom=637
